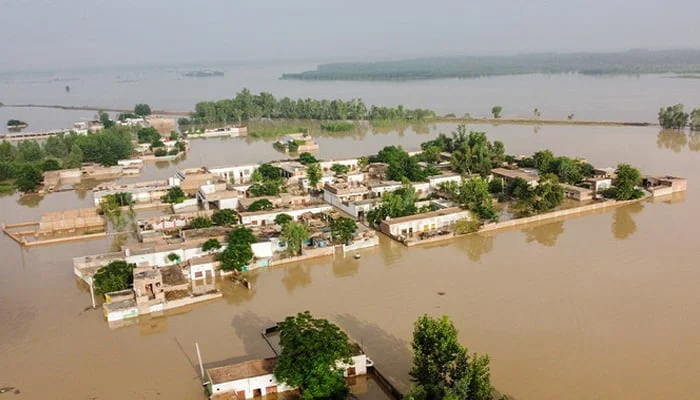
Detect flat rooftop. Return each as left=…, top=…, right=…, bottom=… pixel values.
left=492, top=167, right=539, bottom=182
left=382, top=207, right=468, bottom=225
left=207, top=357, right=278, bottom=384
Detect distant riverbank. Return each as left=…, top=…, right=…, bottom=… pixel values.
left=2, top=103, right=655, bottom=129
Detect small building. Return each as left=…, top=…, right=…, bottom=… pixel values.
left=379, top=207, right=471, bottom=239
left=206, top=347, right=371, bottom=399
left=427, top=173, right=463, bottom=190
left=584, top=177, right=613, bottom=194
left=642, top=176, right=688, bottom=197
left=92, top=180, right=171, bottom=206
left=238, top=203, right=332, bottom=226
left=561, top=184, right=594, bottom=201
left=209, top=164, right=259, bottom=185
left=491, top=167, right=539, bottom=186
left=190, top=126, right=248, bottom=138
left=171, top=167, right=217, bottom=195
left=320, top=158, right=359, bottom=172
left=274, top=161, right=307, bottom=182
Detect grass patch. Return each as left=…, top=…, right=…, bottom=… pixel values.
left=320, top=121, right=356, bottom=132
left=248, top=124, right=308, bottom=138
left=0, top=181, right=16, bottom=195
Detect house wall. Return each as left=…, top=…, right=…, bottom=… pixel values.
left=210, top=374, right=292, bottom=399
left=320, top=158, right=358, bottom=171
left=381, top=210, right=471, bottom=237
left=240, top=205, right=332, bottom=226
left=429, top=175, right=462, bottom=189
left=209, top=164, right=259, bottom=184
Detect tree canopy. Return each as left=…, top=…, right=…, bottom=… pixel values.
left=491, top=106, right=502, bottom=119
left=134, top=103, right=152, bottom=117
left=274, top=213, right=293, bottom=226
left=218, top=227, right=256, bottom=271
left=330, top=217, right=357, bottom=244
left=188, top=216, right=213, bottom=229
left=211, top=208, right=237, bottom=226
left=448, top=126, right=505, bottom=178
left=247, top=199, right=274, bottom=211
left=93, top=260, right=135, bottom=295
left=162, top=186, right=186, bottom=204
left=611, top=163, right=643, bottom=200
left=274, top=311, right=353, bottom=400
left=281, top=221, right=309, bottom=256
left=658, top=104, right=689, bottom=129
left=367, top=182, right=418, bottom=225
left=202, top=238, right=221, bottom=252
left=407, top=314, right=493, bottom=400
left=306, top=163, right=322, bottom=190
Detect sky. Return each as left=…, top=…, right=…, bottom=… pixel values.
left=0, top=0, right=698, bottom=71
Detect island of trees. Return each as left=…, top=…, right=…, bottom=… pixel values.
left=281, top=49, right=700, bottom=81
left=178, top=89, right=435, bottom=125
left=7, top=119, right=28, bottom=128
left=658, top=104, right=700, bottom=130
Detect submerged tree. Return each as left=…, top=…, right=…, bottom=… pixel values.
left=491, top=106, right=502, bottom=119
left=274, top=311, right=353, bottom=400
left=407, top=314, right=493, bottom=400
left=658, top=104, right=689, bottom=129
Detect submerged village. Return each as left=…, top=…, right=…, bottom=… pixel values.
left=0, top=99, right=690, bottom=400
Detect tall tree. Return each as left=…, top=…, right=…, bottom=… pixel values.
left=274, top=311, right=353, bottom=400
left=281, top=221, right=309, bottom=256
left=491, top=106, right=502, bottom=119
left=456, top=177, right=497, bottom=221
left=93, top=260, right=135, bottom=295
left=306, top=163, right=322, bottom=190
left=408, top=315, right=493, bottom=400
left=14, top=164, right=44, bottom=192
left=658, top=104, right=689, bottom=129
left=66, top=144, right=84, bottom=168
left=613, top=163, right=643, bottom=200
left=330, top=217, right=357, bottom=244
left=134, top=104, right=152, bottom=117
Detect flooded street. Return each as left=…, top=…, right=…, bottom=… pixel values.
left=0, top=123, right=699, bottom=399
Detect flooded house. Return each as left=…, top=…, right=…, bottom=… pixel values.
left=379, top=207, right=471, bottom=241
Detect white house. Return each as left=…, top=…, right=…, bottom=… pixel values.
left=427, top=173, right=462, bottom=189
left=319, top=158, right=359, bottom=172
left=92, top=180, right=172, bottom=207
left=379, top=207, right=471, bottom=239
left=206, top=352, right=371, bottom=399
left=238, top=204, right=333, bottom=226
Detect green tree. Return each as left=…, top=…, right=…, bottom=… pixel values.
left=532, top=149, right=555, bottom=173
left=98, top=110, right=115, bottom=129
left=257, top=163, right=280, bottom=180
left=533, top=108, right=541, bottom=118
left=306, top=163, right=322, bottom=190
left=0, top=140, right=16, bottom=162
left=421, top=146, right=442, bottom=164
left=250, top=169, right=263, bottom=183
left=44, top=136, right=68, bottom=159
left=134, top=103, right=152, bottom=117
left=658, top=104, right=689, bottom=129
left=41, top=158, right=62, bottom=171
left=219, top=242, right=253, bottom=272
left=247, top=199, right=274, bottom=211
left=15, top=164, right=43, bottom=192
left=281, top=221, right=309, bottom=256
left=274, top=311, right=353, bottom=400
left=137, top=127, right=161, bottom=144
left=93, top=260, right=135, bottom=295
left=66, top=144, right=84, bottom=168
left=487, top=178, right=503, bottom=194
left=613, top=163, right=643, bottom=200
left=169, top=131, right=179, bottom=141
left=408, top=315, right=493, bottom=400
left=532, top=174, right=564, bottom=213
left=298, top=152, right=318, bottom=165
left=331, top=163, right=350, bottom=176
left=274, top=213, right=293, bottom=226
left=16, top=141, right=43, bottom=162
left=162, top=186, right=186, bottom=204
left=212, top=209, right=237, bottom=226
left=367, top=182, right=418, bottom=225
left=454, top=218, right=480, bottom=234
left=690, top=108, right=700, bottom=131
left=167, top=253, right=180, bottom=263
left=449, top=127, right=497, bottom=178
left=189, top=216, right=213, bottom=229
left=457, top=178, right=497, bottom=221
left=202, top=238, right=222, bottom=252
left=491, top=106, right=502, bottom=119
left=228, top=226, right=256, bottom=246
left=330, top=217, right=357, bottom=244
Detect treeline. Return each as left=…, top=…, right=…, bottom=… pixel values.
left=281, top=49, right=700, bottom=81
left=0, top=126, right=133, bottom=192
left=180, top=89, right=435, bottom=124
left=658, top=104, right=700, bottom=130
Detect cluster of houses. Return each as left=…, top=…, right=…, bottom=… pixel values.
left=66, top=146, right=689, bottom=323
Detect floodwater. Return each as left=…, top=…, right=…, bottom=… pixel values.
left=1, top=121, right=699, bottom=400
left=3, top=62, right=700, bottom=133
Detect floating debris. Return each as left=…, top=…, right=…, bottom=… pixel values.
left=437, top=292, right=446, bottom=296
left=354, top=253, right=361, bottom=260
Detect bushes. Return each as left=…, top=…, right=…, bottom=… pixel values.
left=93, top=260, right=135, bottom=295
left=162, top=187, right=186, bottom=204
left=247, top=199, right=273, bottom=211
left=320, top=121, right=355, bottom=132
left=212, top=209, right=237, bottom=226
left=189, top=216, right=213, bottom=229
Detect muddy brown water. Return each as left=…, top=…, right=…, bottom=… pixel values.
left=1, top=124, right=699, bottom=399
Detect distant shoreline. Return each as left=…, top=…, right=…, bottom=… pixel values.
left=2, top=103, right=656, bottom=128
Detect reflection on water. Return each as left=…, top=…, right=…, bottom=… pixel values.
left=524, top=220, right=565, bottom=247
left=656, top=129, right=700, bottom=152
left=332, top=256, right=360, bottom=278
left=611, top=203, right=644, bottom=240
left=282, top=264, right=312, bottom=293
left=456, top=233, right=494, bottom=262
left=16, top=194, right=43, bottom=208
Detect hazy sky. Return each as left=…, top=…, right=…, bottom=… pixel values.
left=0, top=0, right=698, bottom=71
